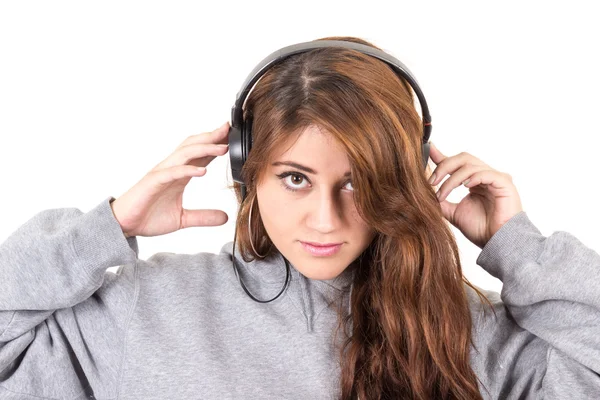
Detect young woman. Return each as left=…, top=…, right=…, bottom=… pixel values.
left=1, top=36, right=599, bottom=400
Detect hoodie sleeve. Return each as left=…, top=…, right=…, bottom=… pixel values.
left=467, top=211, right=600, bottom=399
left=0, top=196, right=139, bottom=399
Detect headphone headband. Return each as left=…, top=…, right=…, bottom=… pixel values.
left=230, top=40, right=432, bottom=142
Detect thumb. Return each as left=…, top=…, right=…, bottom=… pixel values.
left=438, top=200, right=458, bottom=227
left=181, top=209, right=229, bottom=228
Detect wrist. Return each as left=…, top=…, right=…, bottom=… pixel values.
left=109, top=197, right=131, bottom=238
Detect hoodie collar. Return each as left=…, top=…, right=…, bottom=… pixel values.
left=220, top=240, right=355, bottom=332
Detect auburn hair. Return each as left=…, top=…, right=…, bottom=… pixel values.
left=227, top=36, right=494, bottom=399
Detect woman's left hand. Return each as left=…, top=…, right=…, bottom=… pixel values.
left=427, top=142, right=524, bottom=249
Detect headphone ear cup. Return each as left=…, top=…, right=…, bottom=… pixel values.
left=229, top=124, right=244, bottom=184
left=228, top=114, right=253, bottom=184
left=422, top=141, right=431, bottom=169
left=237, top=115, right=254, bottom=203
left=241, top=115, right=254, bottom=180
left=244, top=114, right=254, bottom=157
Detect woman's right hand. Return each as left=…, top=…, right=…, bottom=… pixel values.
left=110, top=122, right=231, bottom=238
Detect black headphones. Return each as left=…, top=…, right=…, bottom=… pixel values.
left=228, top=39, right=433, bottom=204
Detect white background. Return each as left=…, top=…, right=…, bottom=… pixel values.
left=1, top=1, right=598, bottom=293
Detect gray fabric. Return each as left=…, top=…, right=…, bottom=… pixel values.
left=1, top=196, right=599, bottom=399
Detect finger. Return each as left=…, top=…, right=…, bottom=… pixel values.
left=181, top=209, right=229, bottom=228
left=152, top=164, right=207, bottom=186
left=212, top=121, right=232, bottom=146
left=177, top=122, right=231, bottom=149
left=438, top=197, right=459, bottom=225
left=428, top=151, right=487, bottom=187
left=159, top=143, right=229, bottom=170
left=428, top=142, right=447, bottom=165
left=435, top=164, right=488, bottom=203
left=462, top=170, right=513, bottom=191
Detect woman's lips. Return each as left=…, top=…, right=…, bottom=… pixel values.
left=300, top=241, right=343, bottom=256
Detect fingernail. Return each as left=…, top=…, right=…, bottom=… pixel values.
left=428, top=173, right=436, bottom=185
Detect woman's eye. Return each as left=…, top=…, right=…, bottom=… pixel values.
left=285, top=173, right=308, bottom=189
left=275, top=171, right=354, bottom=193
left=276, top=172, right=309, bottom=192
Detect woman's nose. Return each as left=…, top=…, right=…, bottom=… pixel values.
left=306, top=192, right=343, bottom=233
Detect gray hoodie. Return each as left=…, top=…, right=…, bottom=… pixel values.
left=0, top=196, right=599, bottom=399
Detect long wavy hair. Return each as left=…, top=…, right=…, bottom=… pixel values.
left=227, top=36, right=494, bottom=399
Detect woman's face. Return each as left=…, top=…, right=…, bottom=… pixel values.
left=256, top=124, right=376, bottom=280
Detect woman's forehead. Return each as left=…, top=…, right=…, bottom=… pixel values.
left=273, top=125, right=345, bottom=158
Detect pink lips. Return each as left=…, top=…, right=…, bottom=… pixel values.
left=300, top=241, right=343, bottom=256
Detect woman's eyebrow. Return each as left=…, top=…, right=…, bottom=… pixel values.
left=271, top=161, right=351, bottom=177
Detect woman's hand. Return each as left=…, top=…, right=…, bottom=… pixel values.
left=110, top=122, right=231, bottom=238
left=427, top=142, right=524, bottom=249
